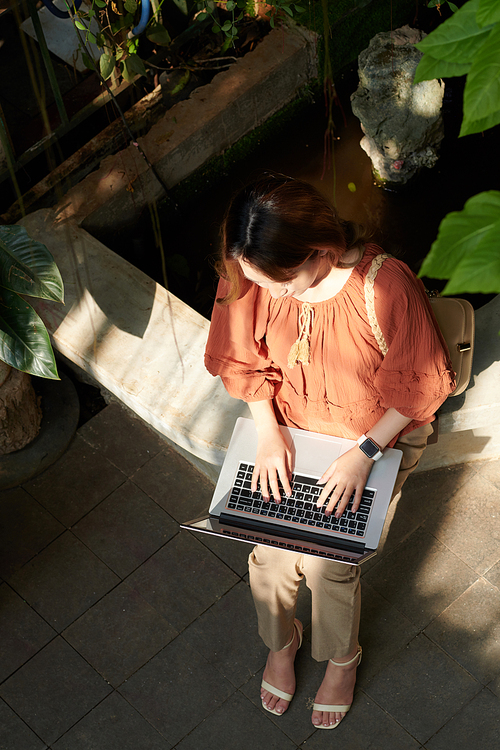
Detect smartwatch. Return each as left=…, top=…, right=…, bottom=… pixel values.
left=357, top=434, right=383, bottom=461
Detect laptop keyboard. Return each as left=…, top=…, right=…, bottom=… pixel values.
left=226, top=462, right=375, bottom=539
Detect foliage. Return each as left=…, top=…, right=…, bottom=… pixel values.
left=70, top=0, right=171, bottom=83
left=198, top=0, right=304, bottom=47
left=415, top=0, right=500, bottom=296
left=419, top=192, right=500, bottom=294
left=0, top=227, right=64, bottom=379
left=69, top=0, right=304, bottom=81
left=415, top=0, right=500, bottom=137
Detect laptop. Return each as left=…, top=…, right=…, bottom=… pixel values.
left=181, top=417, right=402, bottom=565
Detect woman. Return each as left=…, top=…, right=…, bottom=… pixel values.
left=205, top=174, right=454, bottom=729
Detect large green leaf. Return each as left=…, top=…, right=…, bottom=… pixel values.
left=441, top=223, right=500, bottom=294
left=415, top=0, right=493, bottom=64
left=461, top=22, right=500, bottom=122
left=100, top=53, right=116, bottom=81
left=146, top=21, right=171, bottom=46
left=413, top=54, right=471, bottom=84
left=460, top=104, right=500, bottom=136
left=418, top=191, right=500, bottom=294
left=477, top=0, right=500, bottom=27
left=0, top=226, right=64, bottom=302
left=0, top=288, right=59, bottom=378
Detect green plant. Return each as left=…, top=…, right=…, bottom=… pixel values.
left=414, top=0, right=500, bottom=297
left=70, top=0, right=305, bottom=82
left=198, top=0, right=304, bottom=49
left=71, top=0, right=171, bottom=82
left=0, top=226, right=64, bottom=379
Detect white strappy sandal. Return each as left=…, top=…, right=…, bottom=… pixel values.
left=312, top=645, right=362, bottom=729
left=261, top=619, right=303, bottom=716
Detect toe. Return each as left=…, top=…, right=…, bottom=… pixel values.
left=311, top=709, right=322, bottom=726
left=262, top=689, right=288, bottom=714
left=274, top=698, right=288, bottom=714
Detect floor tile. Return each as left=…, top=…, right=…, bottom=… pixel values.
left=127, top=530, right=239, bottom=631
left=360, top=500, right=420, bottom=575
left=0, top=487, right=64, bottom=578
left=72, top=480, right=178, bottom=578
left=364, top=634, right=481, bottom=745
left=487, top=672, right=500, bottom=698
left=174, top=691, right=297, bottom=750
left=397, top=463, right=477, bottom=525
left=52, top=691, right=172, bottom=750
left=0, top=637, right=111, bottom=746
left=424, top=688, right=500, bottom=750
left=357, top=580, right=419, bottom=685
left=484, top=559, right=500, bottom=589
left=0, top=699, right=47, bottom=750
left=476, top=457, right=500, bottom=492
left=185, top=581, right=266, bottom=687
left=63, top=582, right=177, bottom=687
left=118, top=635, right=235, bottom=746
left=7, top=532, right=120, bottom=631
left=298, top=690, right=421, bottom=750
left=363, top=526, right=478, bottom=629
left=0, top=584, right=55, bottom=683
left=78, top=403, right=164, bottom=476
left=25, top=435, right=126, bottom=526
left=132, top=447, right=214, bottom=522
left=425, top=472, right=500, bottom=575
left=192, top=531, right=253, bottom=578
left=424, top=578, right=500, bottom=684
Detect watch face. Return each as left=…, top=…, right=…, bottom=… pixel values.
left=361, top=439, right=379, bottom=458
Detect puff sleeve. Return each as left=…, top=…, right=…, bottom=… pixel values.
left=372, top=258, right=456, bottom=421
left=204, top=278, right=283, bottom=401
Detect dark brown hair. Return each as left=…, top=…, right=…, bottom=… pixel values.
left=216, top=174, right=371, bottom=304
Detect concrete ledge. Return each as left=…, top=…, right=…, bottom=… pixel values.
left=53, top=24, right=318, bottom=236
left=21, top=210, right=248, bottom=482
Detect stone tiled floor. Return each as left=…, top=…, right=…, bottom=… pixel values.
left=1, top=403, right=500, bottom=749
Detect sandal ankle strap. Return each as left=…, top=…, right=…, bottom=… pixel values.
left=280, top=620, right=303, bottom=651
left=329, top=645, right=362, bottom=668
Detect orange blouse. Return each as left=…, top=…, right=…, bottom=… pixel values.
left=205, top=245, right=455, bottom=445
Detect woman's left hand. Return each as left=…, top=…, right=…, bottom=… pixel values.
left=316, top=446, right=374, bottom=518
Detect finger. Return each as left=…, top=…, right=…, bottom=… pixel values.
left=269, top=473, right=282, bottom=502
left=318, top=460, right=337, bottom=486
left=279, top=463, right=292, bottom=498
left=351, top=485, right=364, bottom=513
left=259, top=470, right=270, bottom=501
left=317, top=481, right=337, bottom=508
left=332, top=487, right=355, bottom=518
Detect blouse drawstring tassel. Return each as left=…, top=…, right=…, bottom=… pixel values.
left=287, top=302, right=314, bottom=369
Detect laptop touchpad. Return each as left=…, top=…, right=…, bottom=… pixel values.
left=292, top=434, right=342, bottom=476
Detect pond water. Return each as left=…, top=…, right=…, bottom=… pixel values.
left=102, top=63, right=499, bottom=319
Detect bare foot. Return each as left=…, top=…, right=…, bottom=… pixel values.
left=261, top=620, right=303, bottom=715
left=311, top=647, right=361, bottom=728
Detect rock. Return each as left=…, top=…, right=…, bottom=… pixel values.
left=351, top=25, right=444, bottom=187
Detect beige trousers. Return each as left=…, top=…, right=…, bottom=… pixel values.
left=248, top=422, right=433, bottom=662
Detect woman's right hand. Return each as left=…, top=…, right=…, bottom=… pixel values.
left=251, top=427, right=293, bottom=502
